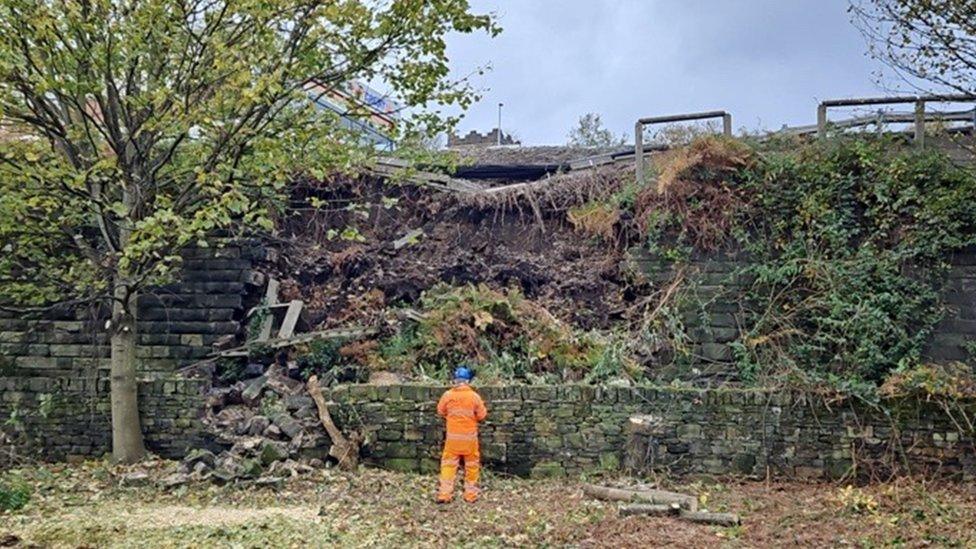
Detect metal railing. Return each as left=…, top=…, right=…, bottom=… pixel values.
left=634, top=110, right=732, bottom=186
left=630, top=95, right=976, bottom=186
left=815, top=94, right=976, bottom=147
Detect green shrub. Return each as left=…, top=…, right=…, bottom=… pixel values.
left=0, top=477, right=31, bottom=512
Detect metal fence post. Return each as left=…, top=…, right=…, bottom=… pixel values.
left=635, top=121, right=644, bottom=186
left=722, top=114, right=732, bottom=137
left=817, top=104, right=827, bottom=140
left=914, top=100, right=926, bottom=148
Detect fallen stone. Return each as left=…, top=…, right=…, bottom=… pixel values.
left=160, top=473, right=191, bottom=488
left=243, top=363, right=266, bottom=377
left=0, top=533, right=21, bottom=547
left=272, top=413, right=304, bottom=439
left=211, top=467, right=238, bottom=484
left=216, top=405, right=252, bottom=426
left=254, top=476, right=285, bottom=489
left=193, top=461, right=210, bottom=475
left=263, top=424, right=283, bottom=439
left=240, top=458, right=264, bottom=479
left=183, top=448, right=217, bottom=469
left=247, top=415, right=271, bottom=436
left=283, top=394, right=314, bottom=411
left=259, top=441, right=290, bottom=466
left=119, top=471, right=151, bottom=487
left=242, top=375, right=269, bottom=404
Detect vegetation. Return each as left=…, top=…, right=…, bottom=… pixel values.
left=0, top=474, right=30, bottom=512
left=5, top=460, right=976, bottom=547
left=630, top=136, right=976, bottom=396
left=566, top=113, right=626, bottom=148
left=851, top=0, right=976, bottom=96
left=0, top=0, right=497, bottom=462
left=342, top=284, right=638, bottom=384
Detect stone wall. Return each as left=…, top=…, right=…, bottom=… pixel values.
left=0, top=375, right=210, bottom=463
left=625, top=246, right=976, bottom=379
left=325, top=384, right=976, bottom=481
left=0, top=242, right=267, bottom=378
left=0, top=241, right=266, bottom=463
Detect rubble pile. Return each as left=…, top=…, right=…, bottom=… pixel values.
left=175, top=361, right=335, bottom=485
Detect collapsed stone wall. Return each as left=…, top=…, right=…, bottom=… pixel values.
left=326, top=384, right=976, bottom=481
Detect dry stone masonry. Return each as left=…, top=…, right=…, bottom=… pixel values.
left=326, top=384, right=976, bottom=481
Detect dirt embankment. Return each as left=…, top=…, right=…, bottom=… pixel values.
left=270, top=171, right=637, bottom=334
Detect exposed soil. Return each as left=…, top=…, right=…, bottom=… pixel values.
left=271, top=173, right=634, bottom=333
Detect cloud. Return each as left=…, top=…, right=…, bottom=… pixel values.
left=445, top=0, right=888, bottom=144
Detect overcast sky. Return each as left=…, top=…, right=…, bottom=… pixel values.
left=443, top=0, right=895, bottom=145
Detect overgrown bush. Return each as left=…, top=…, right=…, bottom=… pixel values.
left=367, top=284, right=638, bottom=383
left=637, top=136, right=976, bottom=389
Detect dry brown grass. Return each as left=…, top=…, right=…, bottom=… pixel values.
left=567, top=202, right=621, bottom=240
left=635, top=137, right=756, bottom=250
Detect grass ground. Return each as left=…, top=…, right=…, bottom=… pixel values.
left=3, top=460, right=976, bottom=548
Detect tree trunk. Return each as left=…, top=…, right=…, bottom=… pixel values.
left=110, top=282, right=146, bottom=463
left=582, top=484, right=698, bottom=511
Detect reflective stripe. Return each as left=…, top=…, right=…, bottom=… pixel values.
left=448, top=409, right=475, bottom=418
left=446, top=432, right=479, bottom=442
left=463, top=482, right=480, bottom=494
left=441, top=457, right=460, bottom=466
left=439, top=479, right=454, bottom=491
left=464, top=460, right=480, bottom=469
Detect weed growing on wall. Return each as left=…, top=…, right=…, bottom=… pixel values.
left=638, top=136, right=976, bottom=392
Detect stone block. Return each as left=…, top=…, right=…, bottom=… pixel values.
left=529, top=461, right=565, bottom=479
left=384, top=458, right=420, bottom=473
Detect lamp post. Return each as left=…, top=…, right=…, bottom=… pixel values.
left=497, top=102, right=503, bottom=145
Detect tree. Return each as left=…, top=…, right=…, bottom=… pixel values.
left=850, top=0, right=976, bottom=95
left=567, top=113, right=625, bottom=147
left=0, top=0, right=497, bottom=463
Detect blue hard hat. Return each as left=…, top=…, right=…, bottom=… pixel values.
left=453, top=366, right=474, bottom=381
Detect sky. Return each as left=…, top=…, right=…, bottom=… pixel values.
left=443, top=0, right=895, bottom=145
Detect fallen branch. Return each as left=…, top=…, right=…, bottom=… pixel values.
left=306, top=375, right=361, bottom=472
left=582, top=484, right=698, bottom=511
left=619, top=503, right=680, bottom=517
left=679, top=510, right=741, bottom=526
left=217, top=326, right=379, bottom=358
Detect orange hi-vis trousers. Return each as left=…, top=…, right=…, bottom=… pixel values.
left=438, top=437, right=480, bottom=503
left=435, top=384, right=488, bottom=503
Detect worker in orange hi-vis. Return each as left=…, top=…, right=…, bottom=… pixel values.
left=435, top=366, right=488, bottom=503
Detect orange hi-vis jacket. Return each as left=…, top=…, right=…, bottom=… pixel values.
left=437, top=384, right=488, bottom=440
left=436, top=384, right=488, bottom=502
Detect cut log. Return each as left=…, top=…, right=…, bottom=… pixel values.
left=583, top=484, right=698, bottom=511
left=619, top=503, right=680, bottom=517
left=679, top=510, right=741, bottom=526
left=306, top=375, right=361, bottom=472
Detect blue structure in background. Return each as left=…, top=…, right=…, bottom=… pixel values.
left=306, top=80, right=400, bottom=150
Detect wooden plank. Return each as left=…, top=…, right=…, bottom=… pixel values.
left=257, top=278, right=280, bottom=341
left=277, top=300, right=304, bottom=339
